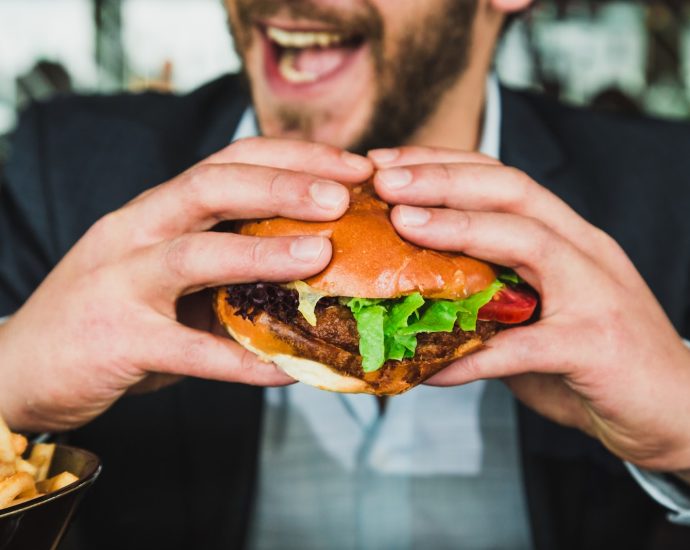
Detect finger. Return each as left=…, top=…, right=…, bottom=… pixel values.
left=426, top=334, right=592, bottom=434
left=206, top=137, right=373, bottom=183
left=425, top=324, right=569, bottom=385
left=375, top=163, right=638, bottom=285
left=114, top=164, right=351, bottom=243
left=148, top=324, right=295, bottom=386
left=390, top=205, right=603, bottom=296
left=132, top=232, right=333, bottom=300
left=368, top=146, right=500, bottom=168
left=376, top=163, right=591, bottom=247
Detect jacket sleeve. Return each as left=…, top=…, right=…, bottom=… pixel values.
left=626, top=461, right=690, bottom=526
left=0, top=104, right=58, bottom=317
left=623, top=338, right=690, bottom=526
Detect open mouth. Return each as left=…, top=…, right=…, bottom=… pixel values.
left=259, top=23, right=367, bottom=89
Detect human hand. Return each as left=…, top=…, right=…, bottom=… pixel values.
left=0, top=138, right=372, bottom=432
left=370, top=145, right=690, bottom=473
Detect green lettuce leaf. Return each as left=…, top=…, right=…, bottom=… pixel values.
left=498, top=269, right=523, bottom=285
left=455, top=279, right=505, bottom=331
left=345, top=281, right=505, bottom=373
left=384, top=293, right=425, bottom=362
left=351, top=304, right=387, bottom=373
left=347, top=297, right=385, bottom=314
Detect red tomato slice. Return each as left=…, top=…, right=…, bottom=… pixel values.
left=478, top=286, right=538, bottom=324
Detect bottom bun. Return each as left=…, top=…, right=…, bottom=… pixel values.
left=215, top=288, right=493, bottom=396
left=225, top=323, right=373, bottom=394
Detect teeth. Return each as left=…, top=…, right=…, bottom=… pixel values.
left=267, top=26, right=347, bottom=48
left=278, top=50, right=318, bottom=83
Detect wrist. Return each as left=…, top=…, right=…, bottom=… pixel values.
left=0, top=319, right=32, bottom=431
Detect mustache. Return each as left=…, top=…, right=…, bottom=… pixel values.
left=234, top=0, right=383, bottom=40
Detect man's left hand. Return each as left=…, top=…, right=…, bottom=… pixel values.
left=370, top=146, right=690, bottom=476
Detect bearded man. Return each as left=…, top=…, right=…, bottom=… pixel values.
left=1, top=1, right=690, bottom=549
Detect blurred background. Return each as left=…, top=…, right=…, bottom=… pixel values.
left=1, top=0, right=689, bottom=161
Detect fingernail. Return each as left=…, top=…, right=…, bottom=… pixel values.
left=341, top=151, right=371, bottom=172
left=377, top=167, right=413, bottom=190
left=290, top=236, right=326, bottom=262
left=368, top=148, right=400, bottom=164
left=398, top=205, right=431, bottom=227
left=309, top=180, right=348, bottom=210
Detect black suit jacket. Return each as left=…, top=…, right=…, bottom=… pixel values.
left=2, top=75, right=690, bottom=549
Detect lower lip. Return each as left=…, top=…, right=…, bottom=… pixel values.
left=259, top=29, right=368, bottom=99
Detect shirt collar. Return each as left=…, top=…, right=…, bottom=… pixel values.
left=479, top=73, right=501, bottom=159
left=231, top=74, right=503, bottom=160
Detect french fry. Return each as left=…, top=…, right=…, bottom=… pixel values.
left=17, top=485, right=38, bottom=500
left=28, top=443, right=55, bottom=482
left=0, top=413, right=79, bottom=511
left=15, top=458, right=38, bottom=477
left=0, top=462, right=16, bottom=481
left=0, top=472, right=35, bottom=509
left=11, top=433, right=28, bottom=456
left=0, top=415, right=15, bottom=463
left=36, top=472, right=79, bottom=494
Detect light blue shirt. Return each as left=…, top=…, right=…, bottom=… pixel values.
left=243, top=75, right=535, bottom=549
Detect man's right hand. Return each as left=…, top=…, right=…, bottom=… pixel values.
left=0, top=138, right=373, bottom=432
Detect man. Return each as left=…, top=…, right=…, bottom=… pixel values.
left=1, top=0, right=690, bottom=548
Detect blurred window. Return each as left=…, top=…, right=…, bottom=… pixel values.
left=121, top=0, right=239, bottom=93
left=0, top=0, right=689, bottom=137
left=0, top=0, right=96, bottom=132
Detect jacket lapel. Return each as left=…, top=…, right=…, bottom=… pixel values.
left=194, top=76, right=251, bottom=162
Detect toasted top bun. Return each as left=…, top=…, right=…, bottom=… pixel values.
left=239, top=184, right=497, bottom=300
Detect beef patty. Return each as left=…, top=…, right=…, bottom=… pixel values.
left=224, top=283, right=498, bottom=388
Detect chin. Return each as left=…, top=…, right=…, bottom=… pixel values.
left=242, top=22, right=378, bottom=149
left=256, top=102, right=375, bottom=150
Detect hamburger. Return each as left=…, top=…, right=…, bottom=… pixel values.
left=215, top=184, right=537, bottom=395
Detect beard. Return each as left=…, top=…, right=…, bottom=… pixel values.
left=229, top=0, right=478, bottom=153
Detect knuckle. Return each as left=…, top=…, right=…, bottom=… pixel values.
left=239, top=348, right=257, bottom=372
left=266, top=170, right=283, bottom=199
left=180, top=334, right=208, bottom=372
left=305, top=139, right=324, bottom=154
left=238, top=348, right=265, bottom=383
left=179, top=165, right=212, bottom=211
left=593, top=226, right=624, bottom=256
left=524, top=219, right=554, bottom=259
left=265, top=170, right=302, bottom=206
left=433, top=162, right=454, bottom=185
left=396, top=145, right=418, bottom=156
left=230, top=136, right=263, bottom=155
left=451, top=209, right=472, bottom=233
left=184, top=163, right=216, bottom=196
left=87, top=210, right=120, bottom=238
left=182, top=163, right=226, bottom=218
left=456, top=352, right=483, bottom=381
left=164, top=235, right=195, bottom=279
left=475, top=151, right=502, bottom=165
left=246, top=236, right=273, bottom=266
left=304, top=140, right=337, bottom=161
left=587, top=226, right=639, bottom=278
left=80, top=211, right=126, bottom=263
left=504, top=167, right=533, bottom=209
